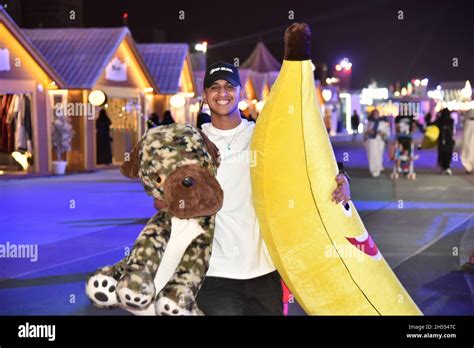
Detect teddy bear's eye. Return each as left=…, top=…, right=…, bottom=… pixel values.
left=182, top=176, right=195, bottom=187
left=156, top=176, right=162, bottom=184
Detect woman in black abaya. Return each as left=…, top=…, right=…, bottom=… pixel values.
left=96, top=109, right=113, bottom=165
left=434, top=108, right=455, bottom=175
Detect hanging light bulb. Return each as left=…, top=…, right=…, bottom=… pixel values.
left=322, top=89, right=333, bottom=102
left=255, top=100, right=265, bottom=113
left=170, top=94, right=186, bottom=108
left=238, top=100, right=249, bottom=111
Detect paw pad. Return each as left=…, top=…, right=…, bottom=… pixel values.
left=156, top=297, right=190, bottom=316
left=86, top=274, right=118, bottom=308
left=117, top=287, right=153, bottom=310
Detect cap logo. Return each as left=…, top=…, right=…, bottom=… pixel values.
left=210, top=67, right=233, bottom=75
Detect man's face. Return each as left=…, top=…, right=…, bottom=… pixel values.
left=203, top=79, right=243, bottom=117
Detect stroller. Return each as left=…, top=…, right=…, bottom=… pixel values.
left=390, top=136, right=418, bottom=180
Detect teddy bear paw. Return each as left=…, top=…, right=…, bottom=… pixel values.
left=156, top=297, right=191, bottom=316
left=85, top=273, right=118, bottom=308
left=117, top=287, right=155, bottom=311
left=116, top=271, right=156, bottom=311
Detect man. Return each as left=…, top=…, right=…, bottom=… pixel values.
left=195, top=62, right=351, bottom=315
left=351, top=110, right=360, bottom=142
left=351, top=110, right=360, bottom=143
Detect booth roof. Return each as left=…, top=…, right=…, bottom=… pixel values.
left=238, top=68, right=251, bottom=86
left=249, top=71, right=267, bottom=101
left=23, top=27, right=133, bottom=89
left=137, top=43, right=189, bottom=94
left=266, top=71, right=279, bottom=87
left=0, top=6, right=65, bottom=87
left=241, top=41, right=281, bottom=73
left=194, top=70, right=205, bottom=97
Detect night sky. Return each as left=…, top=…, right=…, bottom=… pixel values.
left=21, top=0, right=474, bottom=89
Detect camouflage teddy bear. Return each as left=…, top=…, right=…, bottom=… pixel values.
left=86, top=123, right=223, bottom=315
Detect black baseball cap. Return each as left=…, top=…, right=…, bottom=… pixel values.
left=204, top=62, right=242, bottom=89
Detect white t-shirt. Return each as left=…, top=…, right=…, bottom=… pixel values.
left=201, top=119, right=276, bottom=279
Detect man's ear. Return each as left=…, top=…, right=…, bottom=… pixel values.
left=120, top=139, right=142, bottom=179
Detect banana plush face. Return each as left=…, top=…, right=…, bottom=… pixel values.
left=250, top=23, right=421, bottom=315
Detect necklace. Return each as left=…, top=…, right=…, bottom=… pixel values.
left=213, top=123, right=242, bottom=151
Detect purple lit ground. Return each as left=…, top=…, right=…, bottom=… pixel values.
left=0, top=132, right=473, bottom=315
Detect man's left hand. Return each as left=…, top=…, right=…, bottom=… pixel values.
left=332, top=174, right=351, bottom=206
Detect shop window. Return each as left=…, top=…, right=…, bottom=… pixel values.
left=96, top=97, right=140, bottom=165
left=0, top=93, right=34, bottom=174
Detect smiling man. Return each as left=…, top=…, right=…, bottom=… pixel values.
left=195, top=62, right=351, bottom=315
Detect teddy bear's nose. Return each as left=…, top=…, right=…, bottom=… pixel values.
left=181, top=176, right=195, bottom=187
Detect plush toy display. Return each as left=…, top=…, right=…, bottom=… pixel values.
left=250, top=23, right=422, bottom=315
left=86, top=123, right=223, bottom=315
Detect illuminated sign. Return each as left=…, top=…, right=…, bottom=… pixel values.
left=360, top=88, right=388, bottom=105
left=0, top=48, right=10, bottom=71
left=105, top=57, right=127, bottom=82
left=88, top=90, right=107, bottom=106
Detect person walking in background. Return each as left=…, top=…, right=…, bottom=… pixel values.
left=160, top=110, right=175, bottom=125
left=424, top=111, right=432, bottom=128
left=434, top=108, right=455, bottom=175
left=147, top=111, right=174, bottom=129
left=351, top=110, right=360, bottom=142
left=147, top=112, right=160, bottom=129
left=96, top=108, right=112, bottom=165
left=324, top=108, right=332, bottom=133
left=364, top=109, right=390, bottom=177
left=461, top=108, right=474, bottom=174
left=330, top=106, right=339, bottom=135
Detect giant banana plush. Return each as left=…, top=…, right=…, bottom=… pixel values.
left=250, top=23, right=422, bottom=315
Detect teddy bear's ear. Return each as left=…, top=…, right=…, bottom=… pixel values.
left=120, top=139, right=142, bottom=179
left=198, top=130, right=221, bottom=169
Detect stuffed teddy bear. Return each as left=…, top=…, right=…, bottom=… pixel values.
left=85, top=123, right=223, bottom=315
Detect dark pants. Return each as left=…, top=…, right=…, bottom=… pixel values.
left=196, top=271, right=283, bottom=315
left=438, top=140, right=454, bottom=169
